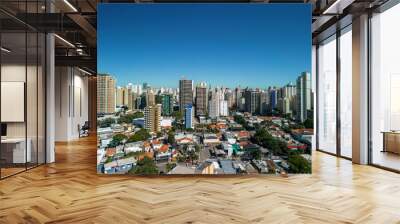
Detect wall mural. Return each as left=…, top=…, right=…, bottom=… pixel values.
left=97, top=3, right=313, bottom=175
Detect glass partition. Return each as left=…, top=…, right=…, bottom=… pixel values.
left=0, top=1, right=46, bottom=179
left=1, top=30, right=28, bottom=177
left=370, top=3, right=400, bottom=171
left=27, top=30, right=38, bottom=169
left=317, top=35, right=337, bottom=154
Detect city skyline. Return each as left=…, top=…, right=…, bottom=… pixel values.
left=98, top=4, right=311, bottom=88
left=106, top=72, right=312, bottom=123
left=112, top=77, right=302, bottom=90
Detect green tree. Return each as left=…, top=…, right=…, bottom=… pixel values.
left=98, top=118, right=115, bottom=128
left=246, top=147, right=261, bottom=160
left=124, top=151, right=143, bottom=158
left=155, top=95, right=163, bottom=104
left=277, top=140, right=289, bottom=155
left=194, top=144, right=200, bottom=153
left=234, top=115, right=246, bottom=126
left=167, top=131, right=175, bottom=144
left=290, top=123, right=305, bottom=129
left=118, top=112, right=144, bottom=124
left=165, top=163, right=177, bottom=173
left=234, top=115, right=252, bottom=130
left=253, top=128, right=288, bottom=156
left=113, top=133, right=128, bottom=143
left=129, top=157, right=159, bottom=175
left=107, top=133, right=128, bottom=147
left=282, top=126, right=291, bottom=133
left=172, top=111, right=183, bottom=121
left=127, top=129, right=151, bottom=143
left=187, top=149, right=198, bottom=165
left=288, top=154, right=311, bottom=173
left=105, top=156, right=113, bottom=163
left=177, top=155, right=186, bottom=163
left=303, top=118, right=313, bottom=129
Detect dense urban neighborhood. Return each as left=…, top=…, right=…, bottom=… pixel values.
left=97, top=73, right=313, bottom=175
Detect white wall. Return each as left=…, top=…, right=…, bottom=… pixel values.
left=55, top=67, right=89, bottom=141
left=1, top=64, right=26, bottom=138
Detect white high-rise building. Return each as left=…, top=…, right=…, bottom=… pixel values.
left=283, top=82, right=296, bottom=98
left=208, top=88, right=221, bottom=118
left=296, top=72, right=312, bottom=122
left=116, top=86, right=124, bottom=107
left=282, top=97, right=291, bottom=115
left=131, top=84, right=142, bottom=95
left=219, top=100, right=229, bottom=116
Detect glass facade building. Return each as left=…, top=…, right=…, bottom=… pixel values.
left=185, top=104, right=193, bottom=129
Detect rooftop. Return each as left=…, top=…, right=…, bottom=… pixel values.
left=168, top=165, right=195, bottom=175
left=219, top=160, right=236, bottom=175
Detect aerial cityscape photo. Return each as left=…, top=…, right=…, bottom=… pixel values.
left=97, top=4, right=313, bottom=175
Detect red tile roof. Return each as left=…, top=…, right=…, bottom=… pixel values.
left=177, top=137, right=194, bottom=143
left=106, top=148, right=116, bottom=157
left=152, top=139, right=161, bottom=145
left=159, top=144, right=169, bottom=153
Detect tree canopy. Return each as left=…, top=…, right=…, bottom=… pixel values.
left=98, top=118, right=115, bottom=128
left=108, top=133, right=128, bottom=147
left=253, top=128, right=288, bottom=156
left=118, top=112, right=144, bottom=124
left=303, top=118, right=313, bottom=129
left=288, top=154, right=311, bottom=173
left=171, top=111, right=183, bottom=121
left=167, top=130, right=175, bottom=144
left=129, top=157, right=159, bottom=175
left=127, top=128, right=151, bottom=143
left=234, top=115, right=252, bottom=130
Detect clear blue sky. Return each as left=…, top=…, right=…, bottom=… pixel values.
left=98, top=4, right=311, bottom=88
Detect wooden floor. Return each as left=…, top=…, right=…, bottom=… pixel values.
left=372, top=150, right=400, bottom=171
left=1, top=136, right=400, bottom=224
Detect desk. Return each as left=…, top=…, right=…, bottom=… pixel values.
left=382, top=131, right=400, bottom=154
left=1, top=138, right=31, bottom=163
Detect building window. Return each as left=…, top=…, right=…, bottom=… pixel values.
left=370, top=3, right=400, bottom=171
left=317, top=35, right=337, bottom=154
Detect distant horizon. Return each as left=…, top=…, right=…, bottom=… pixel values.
left=98, top=4, right=311, bottom=88
left=110, top=77, right=301, bottom=90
